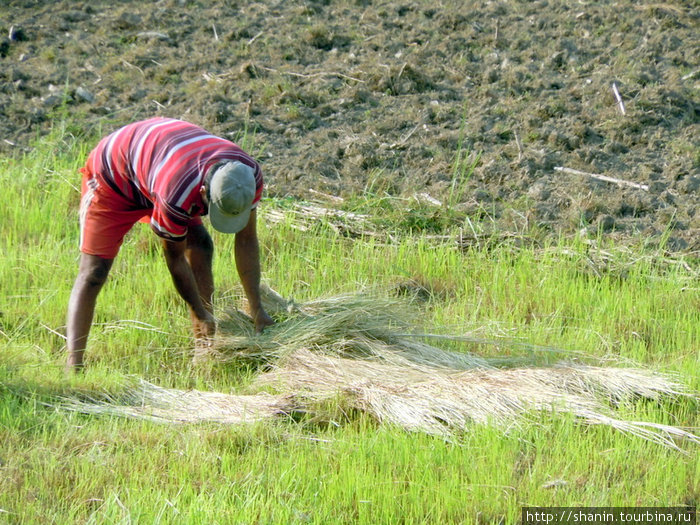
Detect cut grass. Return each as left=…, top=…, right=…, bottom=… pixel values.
left=0, top=129, right=698, bottom=523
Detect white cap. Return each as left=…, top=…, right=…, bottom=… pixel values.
left=207, top=161, right=256, bottom=234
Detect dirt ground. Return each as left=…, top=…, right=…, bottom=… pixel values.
left=1, top=0, right=698, bottom=251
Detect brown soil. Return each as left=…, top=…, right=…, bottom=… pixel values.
left=1, top=0, right=698, bottom=251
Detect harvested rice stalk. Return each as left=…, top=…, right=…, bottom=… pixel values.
left=62, top=350, right=696, bottom=450
left=256, top=350, right=698, bottom=449
left=214, top=287, right=492, bottom=368
left=59, top=379, right=294, bottom=425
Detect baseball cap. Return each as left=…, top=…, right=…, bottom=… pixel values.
left=207, top=161, right=256, bottom=234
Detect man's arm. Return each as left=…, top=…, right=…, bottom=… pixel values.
left=161, top=238, right=216, bottom=338
left=234, top=208, right=274, bottom=332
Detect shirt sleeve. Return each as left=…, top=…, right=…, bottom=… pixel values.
left=149, top=195, right=192, bottom=241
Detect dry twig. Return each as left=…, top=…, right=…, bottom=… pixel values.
left=612, top=82, right=626, bottom=115
left=555, top=166, right=649, bottom=191
left=260, top=65, right=364, bottom=83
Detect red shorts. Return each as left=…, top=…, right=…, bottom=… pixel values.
left=79, top=167, right=202, bottom=259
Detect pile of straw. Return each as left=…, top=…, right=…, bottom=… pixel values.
left=61, top=380, right=290, bottom=425
left=258, top=350, right=696, bottom=447
left=61, top=287, right=698, bottom=449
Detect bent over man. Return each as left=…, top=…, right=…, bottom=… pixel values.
left=67, top=117, right=274, bottom=370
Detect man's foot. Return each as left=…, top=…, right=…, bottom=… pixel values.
left=66, top=350, right=85, bottom=372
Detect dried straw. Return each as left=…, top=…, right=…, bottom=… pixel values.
left=60, top=379, right=292, bottom=425
left=256, top=349, right=698, bottom=449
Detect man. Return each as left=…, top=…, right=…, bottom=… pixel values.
left=66, top=117, right=274, bottom=370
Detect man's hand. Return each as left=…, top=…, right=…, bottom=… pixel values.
left=192, top=310, right=217, bottom=364
left=193, top=310, right=217, bottom=340
left=253, top=307, right=275, bottom=333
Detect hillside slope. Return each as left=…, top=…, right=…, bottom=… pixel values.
left=1, top=0, right=698, bottom=250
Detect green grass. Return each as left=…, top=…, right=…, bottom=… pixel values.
left=1, top=129, right=698, bottom=523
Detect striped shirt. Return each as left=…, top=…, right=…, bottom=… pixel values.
left=81, top=117, right=263, bottom=240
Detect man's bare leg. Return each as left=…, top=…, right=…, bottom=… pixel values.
left=66, top=254, right=114, bottom=370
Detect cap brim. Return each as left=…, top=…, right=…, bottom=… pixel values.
left=209, top=204, right=252, bottom=234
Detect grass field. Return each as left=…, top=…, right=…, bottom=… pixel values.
left=1, top=128, right=698, bottom=523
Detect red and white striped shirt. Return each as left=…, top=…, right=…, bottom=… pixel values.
left=82, top=117, right=263, bottom=240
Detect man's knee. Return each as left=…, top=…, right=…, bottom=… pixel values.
left=186, top=226, right=214, bottom=257
left=77, top=255, right=113, bottom=288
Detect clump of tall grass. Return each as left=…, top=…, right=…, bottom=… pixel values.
left=209, top=286, right=491, bottom=370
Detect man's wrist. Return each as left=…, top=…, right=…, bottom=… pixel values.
left=193, top=304, right=212, bottom=320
